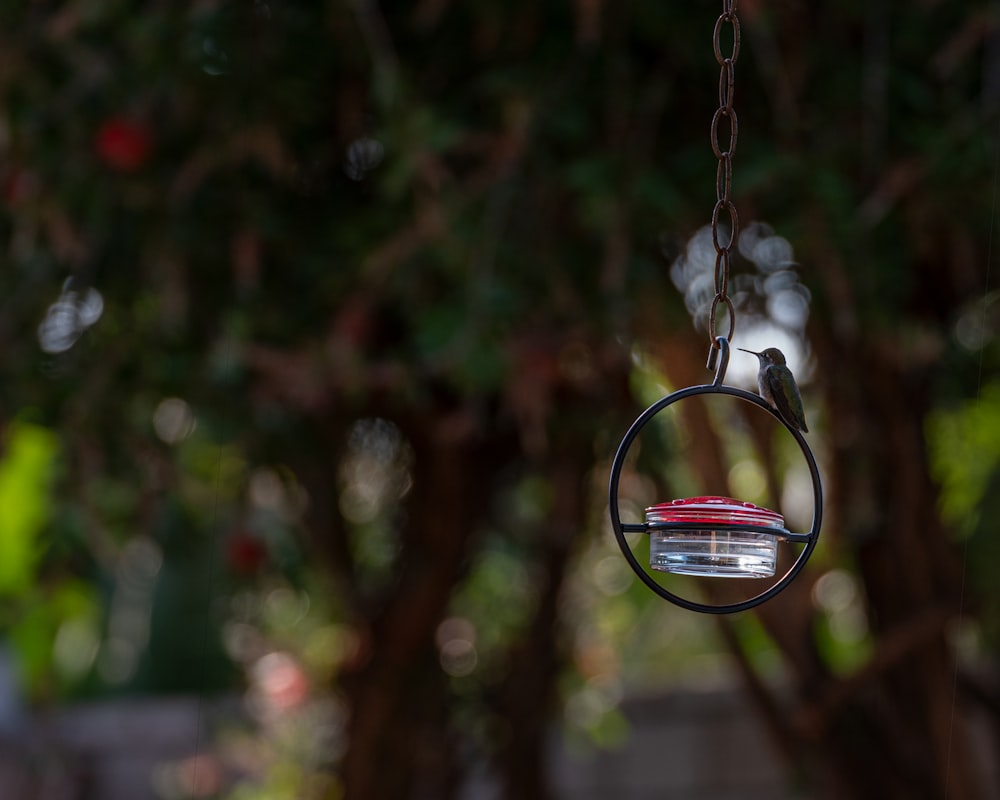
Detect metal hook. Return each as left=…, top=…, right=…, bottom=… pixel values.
left=707, top=336, right=730, bottom=384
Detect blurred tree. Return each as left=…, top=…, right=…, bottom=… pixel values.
left=1, top=2, right=1000, bottom=800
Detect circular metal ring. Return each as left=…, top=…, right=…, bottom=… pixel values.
left=607, top=345, right=823, bottom=614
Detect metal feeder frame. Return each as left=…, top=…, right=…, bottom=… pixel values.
left=608, top=337, right=823, bottom=614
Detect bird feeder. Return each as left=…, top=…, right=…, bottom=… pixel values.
left=608, top=337, right=822, bottom=614
left=646, top=495, right=785, bottom=578
left=609, top=2, right=822, bottom=612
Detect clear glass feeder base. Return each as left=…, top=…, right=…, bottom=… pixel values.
left=650, top=531, right=777, bottom=578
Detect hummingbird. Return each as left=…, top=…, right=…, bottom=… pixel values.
left=738, top=347, right=809, bottom=433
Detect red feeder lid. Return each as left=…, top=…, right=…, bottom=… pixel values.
left=645, top=495, right=784, bottom=529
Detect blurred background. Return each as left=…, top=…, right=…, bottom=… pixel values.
left=1, top=1, right=1000, bottom=798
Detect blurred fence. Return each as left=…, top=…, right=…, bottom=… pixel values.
left=3, top=687, right=797, bottom=799
left=545, top=689, right=803, bottom=800
left=7, top=684, right=998, bottom=799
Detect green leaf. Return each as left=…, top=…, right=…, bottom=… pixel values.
left=0, top=422, right=59, bottom=594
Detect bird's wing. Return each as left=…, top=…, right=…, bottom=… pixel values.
left=763, top=366, right=809, bottom=432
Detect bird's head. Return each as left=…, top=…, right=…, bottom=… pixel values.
left=738, top=347, right=787, bottom=366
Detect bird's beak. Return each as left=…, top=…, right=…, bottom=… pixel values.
left=737, top=348, right=758, bottom=356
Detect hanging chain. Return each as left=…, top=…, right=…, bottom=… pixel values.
left=707, top=0, right=740, bottom=365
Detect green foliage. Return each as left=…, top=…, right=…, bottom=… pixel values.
left=450, top=535, right=540, bottom=678
left=7, top=580, right=100, bottom=700
left=929, top=382, right=1000, bottom=651
left=0, top=421, right=58, bottom=593
left=927, top=381, right=1000, bottom=537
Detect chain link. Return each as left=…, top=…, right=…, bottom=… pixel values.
left=708, top=0, right=740, bottom=355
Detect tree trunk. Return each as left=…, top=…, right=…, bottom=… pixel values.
left=340, top=410, right=514, bottom=799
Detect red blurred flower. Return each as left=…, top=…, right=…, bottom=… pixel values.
left=226, top=531, right=268, bottom=576
left=94, top=116, right=152, bottom=171
left=254, top=651, right=310, bottom=713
